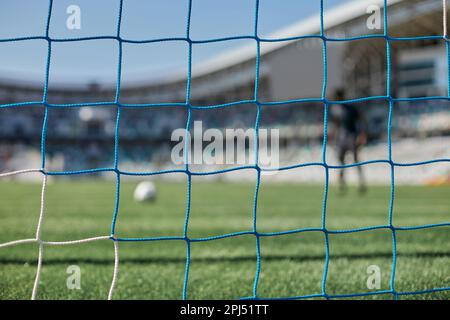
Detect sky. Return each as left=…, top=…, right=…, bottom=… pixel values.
left=0, top=0, right=350, bottom=85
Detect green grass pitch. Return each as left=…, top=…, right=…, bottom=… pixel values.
left=0, top=178, right=449, bottom=300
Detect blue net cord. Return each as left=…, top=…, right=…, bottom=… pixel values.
left=0, top=0, right=449, bottom=300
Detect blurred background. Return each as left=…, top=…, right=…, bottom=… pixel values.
left=0, top=0, right=449, bottom=184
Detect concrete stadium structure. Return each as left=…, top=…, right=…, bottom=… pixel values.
left=0, top=0, right=449, bottom=180
left=1, top=0, right=447, bottom=105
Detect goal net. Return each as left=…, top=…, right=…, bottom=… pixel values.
left=0, top=0, right=449, bottom=300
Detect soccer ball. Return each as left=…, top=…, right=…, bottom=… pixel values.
left=133, top=181, right=157, bottom=202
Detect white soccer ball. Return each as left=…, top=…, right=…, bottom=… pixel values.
left=133, top=181, right=157, bottom=202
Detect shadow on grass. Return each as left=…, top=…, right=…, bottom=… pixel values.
left=1, top=251, right=448, bottom=265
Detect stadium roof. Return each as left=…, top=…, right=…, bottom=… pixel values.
left=120, top=0, right=406, bottom=88
left=0, top=0, right=431, bottom=89
left=191, top=0, right=404, bottom=78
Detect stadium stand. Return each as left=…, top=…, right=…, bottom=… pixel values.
left=0, top=0, right=448, bottom=182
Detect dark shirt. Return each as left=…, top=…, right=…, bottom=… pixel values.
left=341, top=104, right=360, bottom=134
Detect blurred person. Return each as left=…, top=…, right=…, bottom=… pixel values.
left=331, top=89, right=368, bottom=194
